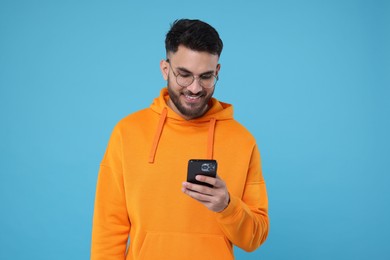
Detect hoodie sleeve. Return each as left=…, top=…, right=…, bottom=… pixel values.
left=215, top=144, right=269, bottom=252
left=91, top=126, right=130, bottom=260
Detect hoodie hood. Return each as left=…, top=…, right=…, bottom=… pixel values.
left=148, top=88, right=234, bottom=163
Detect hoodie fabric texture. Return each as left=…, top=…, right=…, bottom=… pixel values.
left=91, top=88, right=269, bottom=260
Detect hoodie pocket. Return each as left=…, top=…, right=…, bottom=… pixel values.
left=138, top=231, right=233, bottom=260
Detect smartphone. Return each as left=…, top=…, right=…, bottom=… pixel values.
left=187, top=159, right=217, bottom=188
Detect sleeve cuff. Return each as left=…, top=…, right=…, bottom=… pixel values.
left=215, top=195, right=241, bottom=220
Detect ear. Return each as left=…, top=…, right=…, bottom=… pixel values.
left=160, top=59, right=169, bottom=81
left=215, top=63, right=221, bottom=76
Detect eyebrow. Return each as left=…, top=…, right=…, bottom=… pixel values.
left=176, top=66, right=215, bottom=76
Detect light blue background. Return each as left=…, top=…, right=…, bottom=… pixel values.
left=1, top=0, right=389, bottom=259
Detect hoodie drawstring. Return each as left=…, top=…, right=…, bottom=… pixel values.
left=207, top=118, right=216, bottom=159
left=149, top=108, right=168, bottom=163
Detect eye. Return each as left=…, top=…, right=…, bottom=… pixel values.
left=200, top=74, right=213, bottom=80
left=179, top=74, right=192, bottom=78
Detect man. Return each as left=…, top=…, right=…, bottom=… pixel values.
left=91, top=19, right=269, bottom=259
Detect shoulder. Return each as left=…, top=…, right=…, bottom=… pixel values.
left=108, top=108, right=156, bottom=137
left=116, top=108, right=155, bottom=127
left=219, top=118, right=257, bottom=144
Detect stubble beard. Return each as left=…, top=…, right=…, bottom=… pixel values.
left=167, top=77, right=214, bottom=120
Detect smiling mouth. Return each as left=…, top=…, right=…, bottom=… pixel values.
left=183, top=93, right=203, bottom=103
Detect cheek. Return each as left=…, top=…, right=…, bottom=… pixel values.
left=168, top=76, right=182, bottom=91
left=205, top=88, right=214, bottom=97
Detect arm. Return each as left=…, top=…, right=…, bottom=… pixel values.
left=215, top=145, right=269, bottom=251
left=182, top=145, right=269, bottom=251
left=91, top=128, right=130, bottom=259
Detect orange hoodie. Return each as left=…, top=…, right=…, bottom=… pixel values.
left=91, top=88, right=269, bottom=259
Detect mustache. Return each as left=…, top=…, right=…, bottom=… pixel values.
left=182, top=90, right=206, bottom=97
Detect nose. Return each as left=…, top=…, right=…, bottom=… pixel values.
left=185, top=77, right=202, bottom=94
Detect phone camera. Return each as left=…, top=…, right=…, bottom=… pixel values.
left=201, top=163, right=215, bottom=172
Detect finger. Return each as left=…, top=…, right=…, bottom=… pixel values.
left=195, top=175, right=218, bottom=187
left=196, top=175, right=226, bottom=189
left=182, top=182, right=214, bottom=196
left=182, top=185, right=212, bottom=202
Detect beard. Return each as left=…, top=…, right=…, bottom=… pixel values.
left=167, top=76, right=214, bottom=120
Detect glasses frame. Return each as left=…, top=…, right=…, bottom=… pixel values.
left=166, top=59, right=218, bottom=89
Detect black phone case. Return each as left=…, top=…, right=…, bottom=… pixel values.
left=187, top=159, right=217, bottom=188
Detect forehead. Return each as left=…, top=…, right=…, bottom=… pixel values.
left=168, top=45, right=219, bottom=73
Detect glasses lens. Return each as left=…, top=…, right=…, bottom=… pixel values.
left=200, top=75, right=217, bottom=89
left=177, top=74, right=194, bottom=87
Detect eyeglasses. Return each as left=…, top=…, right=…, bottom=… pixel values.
left=166, top=59, right=218, bottom=89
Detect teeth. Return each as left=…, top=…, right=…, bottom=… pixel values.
left=185, top=95, right=200, bottom=100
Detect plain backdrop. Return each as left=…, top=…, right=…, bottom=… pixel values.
left=1, top=0, right=389, bottom=259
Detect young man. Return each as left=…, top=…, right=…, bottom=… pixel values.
left=91, top=19, right=269, bottom=259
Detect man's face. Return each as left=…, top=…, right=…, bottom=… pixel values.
left=160, top=45, right=220, bottom=120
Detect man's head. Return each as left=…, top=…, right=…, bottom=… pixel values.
left=161, top=19, right=223, bottom=120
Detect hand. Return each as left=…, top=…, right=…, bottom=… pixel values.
left=181, top=175, right=230, bottom=212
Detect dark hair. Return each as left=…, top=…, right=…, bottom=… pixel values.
left=165, top=19, right=223, bottom=57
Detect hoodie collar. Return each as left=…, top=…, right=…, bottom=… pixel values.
left=148, top=88, right=233, bottom=163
